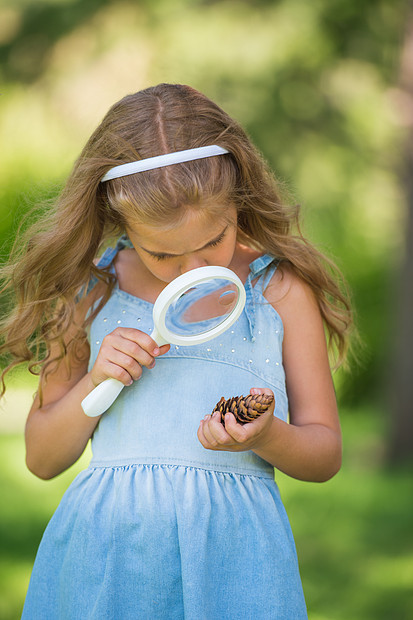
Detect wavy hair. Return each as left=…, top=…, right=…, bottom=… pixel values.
left=0, top=83, right=353, bottom=393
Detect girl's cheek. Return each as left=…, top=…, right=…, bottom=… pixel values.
left=146, top=261, right=177, bottom=283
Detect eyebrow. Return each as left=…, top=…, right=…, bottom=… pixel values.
left=140, top=226, right=228, bottom=257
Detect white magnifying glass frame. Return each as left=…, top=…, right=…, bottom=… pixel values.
left=81, top=266, right=246, bottom=417
left=151, top=265, right=246, bottom=346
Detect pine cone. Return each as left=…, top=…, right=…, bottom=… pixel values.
left=212, top=393, right=274, bottom=425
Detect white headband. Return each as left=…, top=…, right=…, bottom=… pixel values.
left=101, top=145, right=229, bottom=182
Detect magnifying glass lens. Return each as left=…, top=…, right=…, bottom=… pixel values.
left=165, top=278, right=239, bottom=336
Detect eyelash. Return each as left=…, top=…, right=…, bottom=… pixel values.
left=152, top=255, right=172, bottom=262
left=152, top=232, right=226, bottom=261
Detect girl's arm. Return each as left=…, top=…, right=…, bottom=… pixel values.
left=197, top=267, right=342, bottom=482
left=25, top=287, right=168, bottom=480
left=25, top=353, right=100, bottom=481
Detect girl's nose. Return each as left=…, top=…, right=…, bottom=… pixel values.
left=179, top=254, right=208, bottom=275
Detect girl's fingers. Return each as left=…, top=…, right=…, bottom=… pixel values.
left=198, top=419, right=223, bottom=450
left=222, top=412, right=247, bottom=440
left=100, top=329, right=170, bottom=375
left=101, top=362, right=135, bottom=386
left=102, top=350, right=143, bottom=383
left=114, top=336, right=156, bottom=369
left=197, top=420, right=209, bottom=448
left=105, top=328, right=166, bottom=356
left=200, top=412, right=232, bottom=447
left=110, top=328, right=167, bottom=358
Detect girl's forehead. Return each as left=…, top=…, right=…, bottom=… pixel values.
left=126, top=204, right=236, bottom=235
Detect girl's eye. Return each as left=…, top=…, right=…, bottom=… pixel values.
left=205, top=230, right=226, bottom=249
left=207, top=237, right=223, bottom=248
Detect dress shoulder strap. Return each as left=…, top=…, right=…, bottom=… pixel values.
left=243, top=254, right=279, bottom=340
left=256, top=262, right=279, bottom=294
left=97, top=235, right=133, bottom=269
left=247, top=254, right=280, bottom=294
left=82, top=236, right=131, bottom=298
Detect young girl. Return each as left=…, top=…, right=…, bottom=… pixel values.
left=1, top=83, right=352, bottom=619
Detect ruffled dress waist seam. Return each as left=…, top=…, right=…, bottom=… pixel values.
left=88, top=456, right=275, bottom=479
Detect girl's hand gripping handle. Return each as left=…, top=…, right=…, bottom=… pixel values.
left=81, top=327, right=169, bottom=417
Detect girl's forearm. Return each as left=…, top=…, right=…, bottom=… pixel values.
left=252, top=417, right=342, bottom=482
left=25, top=373, right=100, bottom=480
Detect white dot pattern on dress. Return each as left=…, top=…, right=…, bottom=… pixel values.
left=93, top=292, right=284, bottom=378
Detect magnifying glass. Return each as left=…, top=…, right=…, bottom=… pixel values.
left=81, top=265, right=246, bottom=417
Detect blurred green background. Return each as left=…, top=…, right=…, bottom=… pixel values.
left=1, top=0, right=412, bottom=618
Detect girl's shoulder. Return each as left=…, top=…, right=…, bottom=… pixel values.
left=92, top=240, right=155, bottom=302
left=113, top=247, right=163, bottom=303
left=263, top=262, right=323, bottom=331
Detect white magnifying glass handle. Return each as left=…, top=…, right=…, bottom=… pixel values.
left=81, top=329, right=168, bottom=418
left=81, top=378, right=125, bottom=417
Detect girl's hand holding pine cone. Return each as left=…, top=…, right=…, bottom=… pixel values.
left=197, top=388, right=275, bottom=453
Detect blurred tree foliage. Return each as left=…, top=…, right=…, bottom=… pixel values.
left=0, top=0, right=409, bottom=408
left=387, top=9, right=413, bottom=463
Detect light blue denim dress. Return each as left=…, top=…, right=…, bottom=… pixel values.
left=22, top=239, right=307, bottom=619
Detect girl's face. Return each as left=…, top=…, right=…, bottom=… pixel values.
left=126, top=206, right=238, bottom=283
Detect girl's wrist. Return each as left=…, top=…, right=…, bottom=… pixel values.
left=84, top=371, right=99, bottom=392
left=252, top=416, right=300, bottom=470
left=251, top=415, right=282, bottom=456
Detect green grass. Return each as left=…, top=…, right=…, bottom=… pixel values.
left=0, top=408, right=412, bottom=620
left=0, top=437, right=90, bottom=620
left=277, top=410, right=413, bottom=620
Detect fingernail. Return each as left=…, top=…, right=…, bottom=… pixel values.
left=153, top=348, right=160, bottom=355
left=148, top=360, right=156, bottom=369
left=127, top=379, right=133, bottom=386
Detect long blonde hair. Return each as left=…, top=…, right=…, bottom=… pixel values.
left=0, top=83, right=353, bottom=392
